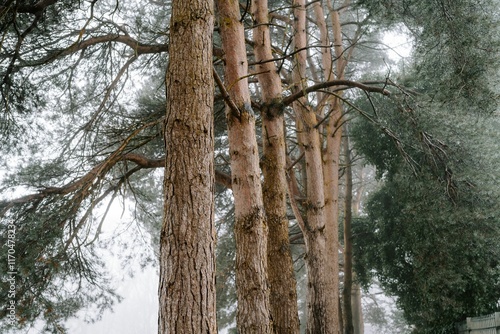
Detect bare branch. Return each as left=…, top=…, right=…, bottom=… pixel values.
left=248, top=44, right=332, bottom=66
left=20, top=34, right=168, bottom=68
left=213, top=67, right=241, bottom=119
left=286, top=169, right=307, bottom=234
left=282, top=80, right=390, bottom=106
left=0, top=150, right=233, bottom=217
left=121, top=153, right=232, bottom=189
left=120, top=153, right=164, bottom=168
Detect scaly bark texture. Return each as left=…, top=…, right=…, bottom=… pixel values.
left=216, top=1, right=272, bottom=332
left=159, top=1, right=216, bottom=333
left=252, top=0, right=300, bottom=333
left=292, top=1, right=338, bottom=333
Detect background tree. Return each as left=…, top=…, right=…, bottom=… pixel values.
left=351, top=81, right=500, bottom=333
left=346, top=3, right=500, bottom=329
left=342, top=127, right=355, bottom=334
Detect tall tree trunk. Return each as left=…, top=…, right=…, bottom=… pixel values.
left=292, top=1, right=338, bottom=333
left=216, top=1, right=272, bottom=333
left=343, top=127, right=354, bottom=334
left=159, top=1, right=216, bottom=333
left=325, top=5, right=365, bottom=333
left=352, top=167, right=365, bottom=334
left=251, top=1, right=300, bottom=333
left=312, top=2, right=344, bottom=333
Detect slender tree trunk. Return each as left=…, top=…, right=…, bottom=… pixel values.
left=327, top=6, right=366, bottom=333
left=351, top=280, right=364, bottom=334
left=216, top=1, right=272, bottom=332
left=159, top=1, right=216, bottom=333
left=352, top=168, right=365, bottom=334
left=292, top=1, right=338, bottom=333
left=251, top=1, right=300, bottom=333
left=339, top=295, right=345, bottom=333
left=311, top=2, right=344, bottom=333
left=322, top=105, right=343, bottom=334
left=343, top=128, right=354, bottom=334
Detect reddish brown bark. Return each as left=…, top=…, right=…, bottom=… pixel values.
left=252, top=0, right=300, bottom=333
left=158, top=1, right=216, bottom=333
left=216, top=1, right=273, bottom=332
left=314, top=5, right=348, bottom=334
left=291, top=1, right=339, bottom=333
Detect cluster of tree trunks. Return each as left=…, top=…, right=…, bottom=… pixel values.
left=159, top=0, right=367, bottom=333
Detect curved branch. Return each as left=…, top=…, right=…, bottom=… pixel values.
left=81, top=55, right=138, bottom=131
left=120, top=153, right=164, bottom=168
left=72, top=34, right=168, bottom=55
left=120, top=153, right=232, bottom=189
left=0, top=152, right=232, bottom=216
left=248, top=44, right=332, bottom=66
left=282, top=79, right=390, bottom=106
left=0, top=120, right=159, bottom=215
left=21, top=34, right=168, bottom=68
left=213, top=67, right=241, bottom=120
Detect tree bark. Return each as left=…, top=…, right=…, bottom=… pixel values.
left=216, top=1, right=273, bottom=332
left=292, top=1, right=339, bottom=333
left=314, top=5, right=349, bottom=333
left=343, top=128, right=354, bottom=334
left=158, top=1, right=216, bottom=333
left=251, top=1, right=300, bottom=333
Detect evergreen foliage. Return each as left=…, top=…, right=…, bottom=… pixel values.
left=356, top=0, right=499, bottom=112
left=351, top=85, right=500, bottom=333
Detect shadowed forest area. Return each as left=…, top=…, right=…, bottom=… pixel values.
left=1, top=0, right=499, bottom=333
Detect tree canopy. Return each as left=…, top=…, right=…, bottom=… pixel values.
left=351, top=60, right=500, bottom=333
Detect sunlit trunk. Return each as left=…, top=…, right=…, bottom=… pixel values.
left=159, top=0, right=216, bottom=332
left=216, top=1, right=272, bottom=332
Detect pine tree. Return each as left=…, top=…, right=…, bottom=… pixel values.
left=158, top=0, right=217, bottom=332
